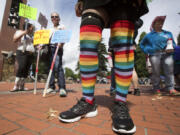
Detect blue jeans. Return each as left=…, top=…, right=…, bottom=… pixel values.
left=149, top=52, right=174, bottom=91
left=49, top=46, right=65, bottom=90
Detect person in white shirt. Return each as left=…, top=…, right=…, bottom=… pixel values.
left=46, top=12, right=67, bottom=97
left=11, top=23, right=35, bottom=92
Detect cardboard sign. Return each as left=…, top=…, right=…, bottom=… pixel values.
left=38, top=12, right=48, bottom=28
left=19, top=3, right=37, bottom=20
left=51, top=30, right=72, bottom=44
left=33, top=30, right=50, bottom=45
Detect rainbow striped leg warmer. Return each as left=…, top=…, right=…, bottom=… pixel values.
left=80, top=25, right=102, bottom=103
left=111, top=20, right=135, bottom=102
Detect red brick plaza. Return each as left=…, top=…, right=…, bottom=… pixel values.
left=0, top=82, right=179, bottom=135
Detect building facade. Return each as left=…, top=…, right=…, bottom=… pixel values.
left=0, top=0, right=27, bottom=80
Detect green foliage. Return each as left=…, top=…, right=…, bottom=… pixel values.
left=135, top=31, right=149, bottom=77
left=138, top=32, right=147, bottom=43
left=64, top=67, right=79, bottom=80
left=97, top=39, right=108, bottom=77
left=135, top=46, right=149, bottom=77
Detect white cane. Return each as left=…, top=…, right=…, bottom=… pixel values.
left=34, top=46, right=41, bottom=94
left=43, top=43, right=61, bottom=97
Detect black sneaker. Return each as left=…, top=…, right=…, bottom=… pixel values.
left=134, top=89, right=140, bottom=96
left=112, top=101, right=136, bottom=134
left=59, top=97, right=98, bottom=123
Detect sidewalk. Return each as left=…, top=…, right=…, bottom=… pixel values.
left=0, top=82, right=179, bottom=135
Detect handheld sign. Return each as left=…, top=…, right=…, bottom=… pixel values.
left=51, top=30, right=72, bottom=44
left=19, top=3, right=37, bottom=20
left=33, top=30, right=50, bottom=45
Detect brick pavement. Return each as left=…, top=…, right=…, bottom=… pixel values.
left=0, top=82, right=179, bottom=135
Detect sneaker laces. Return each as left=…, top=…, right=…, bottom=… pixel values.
left=70, top=98, right=87, bottom=113
left=112, top=101, right=130, bottom=119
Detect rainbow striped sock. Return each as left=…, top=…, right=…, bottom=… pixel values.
left=110, top=20, right=134, bottom=102
left=80, top=25, right=102, bottom=102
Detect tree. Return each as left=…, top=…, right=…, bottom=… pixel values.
left=135, top=32, right=149, bottom=77
left=97, top=39, right=108, bottom=77
left=75, top=61, right=80, bottom=79
left=65, top=67, right=74, bottom=79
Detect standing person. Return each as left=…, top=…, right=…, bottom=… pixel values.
left=140, top=16, right=179, bottom=95
left=108, top=40, right=116, bottom=96
left=59, top=0, right=148, bottom=134
left=130, top=18, right=144, bottom=96
left=11, top=23, right=35, bottom=92
left=130, top=68, right=141, bottom=95
left=46, top=12, right=67, bottom=97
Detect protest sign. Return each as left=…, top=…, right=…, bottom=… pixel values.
left=51, top=30, right=72, bottom=44
left=19, top=3, right=37, bottom=20
left=33, top=30, right=50, bottom=45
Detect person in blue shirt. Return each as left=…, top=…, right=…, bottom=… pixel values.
left=140, top=16, right=179, bottom=95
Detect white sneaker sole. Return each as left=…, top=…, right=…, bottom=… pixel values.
left=112, top=125, right=136, bottom=134
left=59, top=109, right=98, bottom=123
left=59, top=90, right=67, bottom=97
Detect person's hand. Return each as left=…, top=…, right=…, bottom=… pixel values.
left=23, top=30, right=28, bottom=35
left=75, top=1, right=83, bottom=17
left=57, top=43, right=64, bottom=48
left=37, top=45, right=42, bottom=50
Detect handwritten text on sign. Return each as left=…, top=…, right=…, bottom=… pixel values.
left=51, top=30, right=72, bottom=44
left=33, top=30, right=50, bottom=45
left=19, top=3, right=37, bottom=20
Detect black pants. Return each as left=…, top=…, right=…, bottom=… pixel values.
left=16, top=50, right=34, bottom=78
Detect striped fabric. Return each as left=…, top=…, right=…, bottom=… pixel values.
left=80, top=25, right=102, bottom=102
left=110, top=20, right=135, bottom=102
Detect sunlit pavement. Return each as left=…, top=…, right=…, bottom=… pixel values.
left=0, top=82, right=179, bottom=135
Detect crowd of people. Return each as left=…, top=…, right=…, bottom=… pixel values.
left=10, top=0, right=180, bottom=134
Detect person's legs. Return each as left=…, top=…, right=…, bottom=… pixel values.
left=110, top=66, right=116, bottom=95
left=107, top=0, right=141, bottom=133
left=131, top=69, right=140, bottom=95
left=174, top=63, right=180, bottom=90
left=19, top=52, right=33, bottom=90
left=111, top=20, right=134, bottom=102
left=12, top=50, right=27, bottom=91
left=162, top=53, right=178, bottom=95
left=11, top=77, right=20, bottom=91
left=11, top=51, right=21, bottom=91
left=79, top=14, right=103, bottom=103
left=110, top=19, right=136, bottom=133
left=149, top=54, right=161, bottom=92
left=131, top=69, right=138, bottom=89
left=48, top=47, right=56, bottom=90
left=57, top=48, right=66, bottom=97
left=175, top=74, right=180, bottom=90
left=59, top=12, right=104, bottom=122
